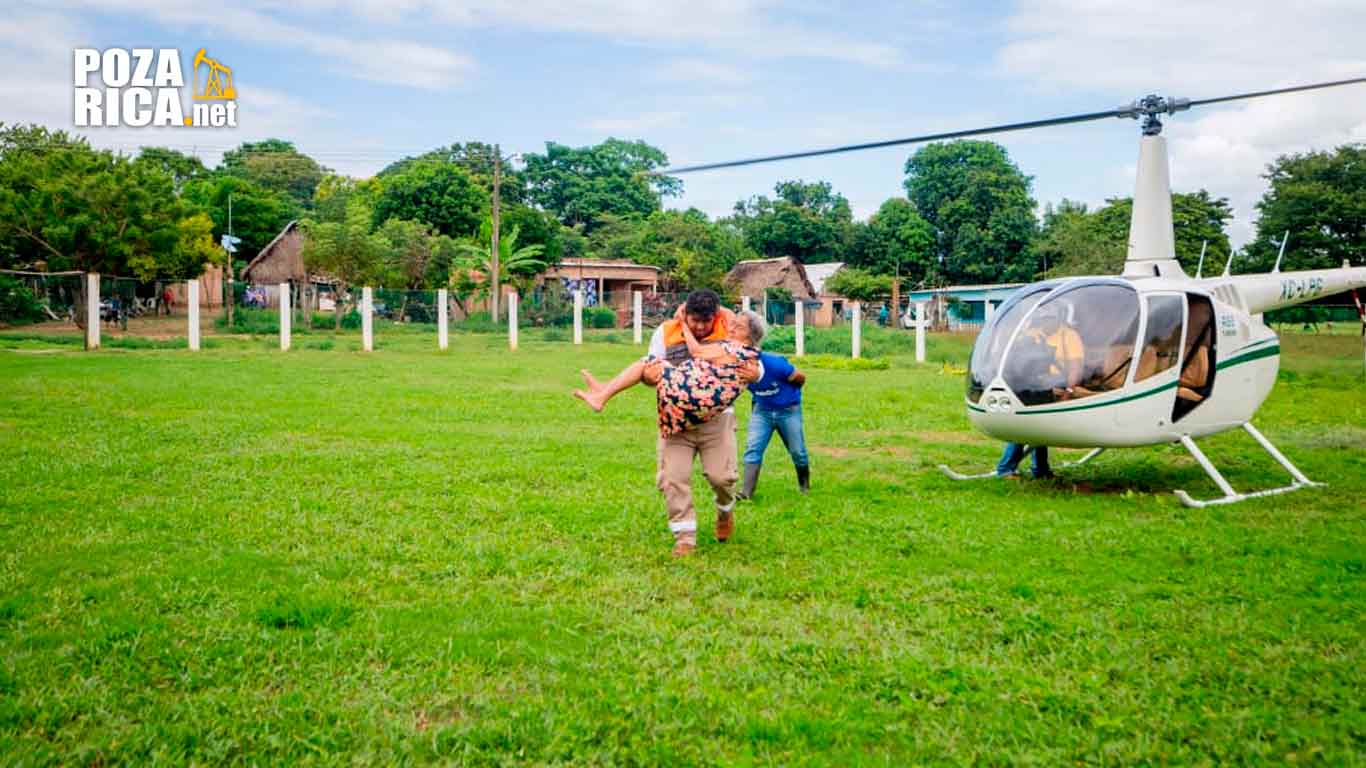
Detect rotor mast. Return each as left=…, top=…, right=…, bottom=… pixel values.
left=1118, top=95, right=1190, bottom=279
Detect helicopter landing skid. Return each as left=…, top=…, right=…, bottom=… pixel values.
left=1174, top=424, right=1323, bottom=508
left=938, top=447, right=1106, bottom=481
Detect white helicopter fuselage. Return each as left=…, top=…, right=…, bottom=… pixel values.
left=963, top=134, right=1366, bottom=450
left=966, top=268, right=1365, bottom=448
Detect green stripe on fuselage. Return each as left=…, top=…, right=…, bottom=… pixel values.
left=964, top=342, right=1280, bottom=415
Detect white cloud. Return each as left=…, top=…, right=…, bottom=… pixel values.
left=996, top=0, right=1366, bottom=246
left=653, top=58, right=754, bottom=87
left=49, top=0, right=475, bottom=90
left=584, top=111, right=685, bottom=136
left=273, top=0, right=906, bottom=69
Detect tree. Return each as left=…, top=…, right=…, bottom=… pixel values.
left=522, top=139, right=681, bottom=232
left=1242, top=144, right=1366, bottom=272
left=825, top=267, right=892, bottom=302
left=379, top=142, right=525, bottom=204
left=845, top=197, right=936, bottom=281
left=135, top=147, right=207, bottom=192
left=0, top=142, right=180, bottom=275
left=588, top=209, right=755, bottom=292
left=1038, top=192, right=1233, bottom=277
left=372, top=159, right=487, bottom=239
left=376, top=218, right=458, bottom=320
left=181, top=175, right=300, bottom=265
left=454, top=219, right=547, bottom=303
left=730, top=180, right=853, bottom=263
left=127, top=212, right=219, bottom=281
left=313, top=174, right=381, bottom=224
left=301, top=203, right=387, bottom=329
left=903, top=140, right=1039, bottom=284
left=221, top=139, right=326, bottom=207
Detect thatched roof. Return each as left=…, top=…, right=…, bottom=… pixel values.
left=725, top=257, right=816, bottom=300
left=241, top=221, right=302, bottom=283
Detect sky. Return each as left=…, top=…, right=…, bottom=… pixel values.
left=3, top=0, right=1365, bottom=247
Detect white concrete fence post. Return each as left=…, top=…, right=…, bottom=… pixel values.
left=633, top=291, right=643, bottom=345
left=279, top=282, right=291, bottom=351
left=795, top=299, right=805, bottom=357
left=742, top=295, right=751, bottom=313
left=85, top=272, right=100, bottom=350
left=508, top=291, right=519, bottom=351
left=573, top=290, right=584, bottom=345
left=851, top=302, right=862, bottom=359
left=362, top=286, right=373, bottom=352
left=437, top=288, right=449, bottom=350
left=915, top=300, right=927, bottom=363
left=984, top=297, right=995, bottom=326
left=187, top=280, right=200, bottom=351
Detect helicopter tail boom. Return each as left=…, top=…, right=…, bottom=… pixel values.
left=1219, top=265, right=1366, bottom=315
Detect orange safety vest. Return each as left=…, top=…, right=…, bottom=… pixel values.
left=661, top=313, right=729, bottom=348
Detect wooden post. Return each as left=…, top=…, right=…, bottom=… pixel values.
left=437, top=288, right=449, bottom=350
left=795, top=298, right=805, bottom=357
left=916, top=300, right=927, bottom=363
left=508, top=291, right=519, bottom=351
left=633, top=290, right=643, bottom=344
left=279, top=282, right=291, bottom=351
left=362, top=286, right=373, bottom=352
left=742, top=295, right=751, bottom=313
left=85, top=272, right=100, bottom=350
left=187, top=280, right=200, bottom=350
left=573, top=289, right=583, bottom=345
left=891, top=278, right=900, bottom=327
left=851, top=302, right=862, bottom=359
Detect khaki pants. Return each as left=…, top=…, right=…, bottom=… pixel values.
left=656, top=410, right=738, bottom=545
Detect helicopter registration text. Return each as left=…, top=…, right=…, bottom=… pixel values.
left=1279, top=276, right=1324, bottom=302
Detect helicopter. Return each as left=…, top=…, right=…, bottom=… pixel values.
left=661, top=78, right=1366, bottom=507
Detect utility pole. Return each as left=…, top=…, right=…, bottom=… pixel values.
left=225, top=192, right=234, bottom=326
left=491, top=145, right=502, bottom=322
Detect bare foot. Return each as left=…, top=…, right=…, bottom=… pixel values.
left=572, top=389, right=605, bottom=412
left=580, top=369, right=602, bottom=390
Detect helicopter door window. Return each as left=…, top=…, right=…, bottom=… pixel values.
left=1134, top=295, right=1184, bottom=383
left=1001, top=283, right=1139, bottom=406
left=1173, top=294, right=1217, bottom=421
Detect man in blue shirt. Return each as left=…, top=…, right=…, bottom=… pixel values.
left=739, top=351, right=809, bottom=499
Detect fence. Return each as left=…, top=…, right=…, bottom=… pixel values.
left=4, top=274, right=974, bottom=362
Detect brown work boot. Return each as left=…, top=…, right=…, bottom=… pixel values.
left=671, top=539, right=696, bottom=558
left=715, top=511, right=734, bottom=543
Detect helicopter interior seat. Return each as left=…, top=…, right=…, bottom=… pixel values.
left=1174, top=295, right=1217, bottom=417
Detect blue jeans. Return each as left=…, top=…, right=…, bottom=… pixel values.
left=996, top=443, right=1051, bottom=478
left=743, top=405, right=809, bottom=468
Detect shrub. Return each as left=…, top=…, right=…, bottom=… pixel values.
left=0, top=275, right=47, bottom=325
left=586, top=306, right=618, bottom=329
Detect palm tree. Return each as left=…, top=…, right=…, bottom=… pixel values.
left=454, top=221, right=546, bottom=318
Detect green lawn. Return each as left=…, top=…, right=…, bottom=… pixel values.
left=1, top=327, right=1364, bottom=764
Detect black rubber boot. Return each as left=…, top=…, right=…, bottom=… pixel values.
left=738, top=463, right=762, bottom=500
left=796, top=465, right=810, bottom=494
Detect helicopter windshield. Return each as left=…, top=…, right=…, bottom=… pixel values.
left=1001, top=282, right=1141, bottom=406
left=966, top=284, right=1055, bottom=403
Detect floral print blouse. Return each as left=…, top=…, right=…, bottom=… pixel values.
left=653, top=341, right=759, bottom=436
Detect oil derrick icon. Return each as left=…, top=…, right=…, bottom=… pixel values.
left=192, top=48, right=236, bottom=100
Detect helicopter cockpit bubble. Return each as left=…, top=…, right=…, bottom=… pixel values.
left=966, top=282, right=1058, bottom=403
left=997, top=281, right=1142, bottom=407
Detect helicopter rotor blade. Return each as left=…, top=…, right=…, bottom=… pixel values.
left=658, top=77, right=1366, bottom=175
left=659, top=108, right=1122, bottom=174
left=1187, top=77, right=1366, bottom=108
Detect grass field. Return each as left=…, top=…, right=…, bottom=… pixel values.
left=2, top=326, right=1364, bottom=764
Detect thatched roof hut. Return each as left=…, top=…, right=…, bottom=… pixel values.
left=725, top=257, right=817, bottom=300
left=240, top=221, right=304, bottom=284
